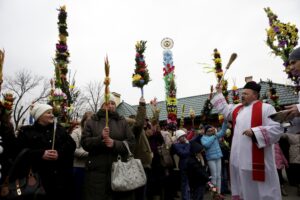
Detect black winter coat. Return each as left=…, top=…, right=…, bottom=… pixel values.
left=17, top=122, right=76, bottom=200
left=0, top=122, right=18, bottom=184
left=186, top=155, right=209, bottom=189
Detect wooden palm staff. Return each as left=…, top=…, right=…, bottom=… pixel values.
left=52, top=117, right=58, bottom=150
left=179, top=104, right=185, bottom=129
left=104, top=55, right=110, bottom=127
left=0, top=49, right=5, bottom=91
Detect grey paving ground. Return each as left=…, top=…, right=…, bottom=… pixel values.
left=202, top=184, right=299, bottom=200
left=203, top=168, right=299, bottom=200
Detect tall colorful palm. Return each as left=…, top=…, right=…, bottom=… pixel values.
left=264, top=7, right=299, bottom=91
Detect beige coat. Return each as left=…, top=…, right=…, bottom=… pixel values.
left=283, top=133, right=300, bottom=164
left=71, top=126, right=88, bottom=168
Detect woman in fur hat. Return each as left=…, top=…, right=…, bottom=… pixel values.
left=81, top=94, right=135, bottom=200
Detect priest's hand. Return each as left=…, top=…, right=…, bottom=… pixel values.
left=139, top=97, right=146, bottom=105
left=284, top=104, right=300, bottom=120
left=243, top=129, right=254, bottom=137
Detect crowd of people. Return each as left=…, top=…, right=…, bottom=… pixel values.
left=0, top=47, right=300, bottom=200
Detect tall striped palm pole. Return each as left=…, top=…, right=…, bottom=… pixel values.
left=161, top=38, right=177, bottom=131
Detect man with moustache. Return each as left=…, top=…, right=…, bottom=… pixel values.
left=211, top=80, right=283, bottom=200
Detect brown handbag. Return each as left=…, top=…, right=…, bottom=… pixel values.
left=158, top=144, right=174, bottom=168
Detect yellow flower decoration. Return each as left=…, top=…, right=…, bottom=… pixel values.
left=214, top=58, right=222, bottom=64
left=132, top=74, right=142, bottom=81
left=232, top=85, right=238, bottom=90
left=216, top=71, right=224, bottom=77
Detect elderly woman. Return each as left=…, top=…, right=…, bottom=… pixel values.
left=17, top=103, right=76, bottom=200
left=81, top=94, right=135, bottom=200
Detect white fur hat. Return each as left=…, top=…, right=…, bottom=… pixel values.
left=30, top=103, right=53, bottom=121
left=175, top=129, right=186, bottom=140
left=100, top=94, right=116, bottom=107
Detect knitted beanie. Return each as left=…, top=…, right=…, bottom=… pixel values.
left=175, top=129, right=186, bottom=140
left=30, top=103, right=53, bottom=121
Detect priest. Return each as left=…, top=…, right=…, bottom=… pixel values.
left=211, top=80, right=283, bottom=200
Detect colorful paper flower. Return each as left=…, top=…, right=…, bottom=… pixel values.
left=231, top=83, right=240, bottom=104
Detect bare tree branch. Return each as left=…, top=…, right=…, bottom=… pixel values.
left=63, top=71, right=87, bottom=120
left=82, top=80, right=103, bottom=113
left=70, top=94, right=88, bottom=120
left=3, top=69, right=50, bottom=129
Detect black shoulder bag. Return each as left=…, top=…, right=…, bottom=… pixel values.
left=0, top=148, right=46, bottom=200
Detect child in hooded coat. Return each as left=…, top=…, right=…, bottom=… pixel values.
left=186, top=141, right=209, bottom=200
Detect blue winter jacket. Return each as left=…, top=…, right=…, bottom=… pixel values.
left=201, top=122, right=227, bottom=161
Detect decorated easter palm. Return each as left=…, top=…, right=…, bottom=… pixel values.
left=264, top=7, right=299, bottom=92
left=132, top=40, right=150, bottom=97
left=162, top=38, right=177, bottom=131
left=49, top=5, right=74, bottom=126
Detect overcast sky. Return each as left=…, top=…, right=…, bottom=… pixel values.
left=1, top=0, right=300, bottom=105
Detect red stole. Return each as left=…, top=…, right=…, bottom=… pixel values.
left=232, top=101, right=265, bottom=182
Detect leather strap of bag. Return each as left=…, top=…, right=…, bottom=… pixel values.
left=122, top=141, right=133, bottom=157
left=5, top=148, right=30, bottom=183
left=165, top=134, right=173, bottom=148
